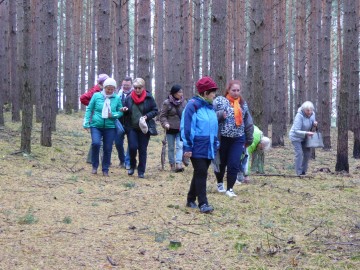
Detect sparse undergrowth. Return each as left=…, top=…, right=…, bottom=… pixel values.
left=0, top=112, right=359, bottom=269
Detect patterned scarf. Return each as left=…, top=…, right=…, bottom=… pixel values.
left=226, top=94, right=242, bottom=126
left=169, top=94, right=183, bottom=106
left=131, top=89, right=147, bottom=104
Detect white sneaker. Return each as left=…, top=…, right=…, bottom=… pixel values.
left=226, top=189, right=237, bottom=197
left=217, top=183, right=226, bottom=193
left=235, top=180, right=242, bottom=185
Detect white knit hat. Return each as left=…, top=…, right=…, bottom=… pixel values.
left=103, top=78, right=117, bottom=89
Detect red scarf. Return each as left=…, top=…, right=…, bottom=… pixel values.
left=131, top=90, right=146, bottom=104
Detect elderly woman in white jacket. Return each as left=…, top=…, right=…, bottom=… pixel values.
left=289, top=101, right=318, bottom=176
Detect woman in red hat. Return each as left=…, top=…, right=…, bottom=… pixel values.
left=181, top=76, right=219, bottom=213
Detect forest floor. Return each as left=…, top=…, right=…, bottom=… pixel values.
left=0, top=112, right=359, bottom=270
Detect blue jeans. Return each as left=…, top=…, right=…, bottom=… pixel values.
left=166, top=133, right=183, bottom=164
left=90, top=127, right=116, bottom=173
left=292, top=140, right=311, bottom=175
left=114, top=132, right=130, bottom=166
left=215, top=136, right=245, bottom=190
left=127, top=128, right=150, bottom=175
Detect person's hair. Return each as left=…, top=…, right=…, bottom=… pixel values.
left=301, top=101, right=314, bottom=111
left=260, top=136, right=271, bottom=151
left=223, top=80, right=245, bottom=106
left=223, top=80, right=241, bottom=96
left=200, top=89, right=217, bottom=97
left=123, top=76, right=132, bottom=83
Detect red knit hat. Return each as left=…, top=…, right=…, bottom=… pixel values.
left=196, top=76, right=218, bottom=94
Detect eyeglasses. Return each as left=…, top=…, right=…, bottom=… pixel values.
left=134, top=86, right=143, bottom=89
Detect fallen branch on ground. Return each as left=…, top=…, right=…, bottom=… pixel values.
left=254, top=173, right=313, bottom=178
left=305, top=220, right=324, bottom=236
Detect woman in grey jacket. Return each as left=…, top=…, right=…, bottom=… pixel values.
left=289, top=101, right=318, bottom=176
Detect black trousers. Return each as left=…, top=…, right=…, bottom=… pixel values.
left=187, top=158, right=211, bottom=207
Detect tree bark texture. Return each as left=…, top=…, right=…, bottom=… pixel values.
left=97, top=0, right=112, bottom=76
left=9, top=0, right=20, bottom=122
left=137, top=0, right=151, bottom=91
left=210, top=0, right=227, bottom=91
left=20, top=0, right=33, bottom=153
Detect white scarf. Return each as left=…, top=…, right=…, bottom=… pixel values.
left=101, top=90, right=113, bottom=118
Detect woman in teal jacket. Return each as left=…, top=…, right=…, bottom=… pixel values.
left=83, top=78, right=123, bottom=176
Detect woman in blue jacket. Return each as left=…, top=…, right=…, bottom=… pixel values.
left=83, top=78, right=123, bottom=177
left=181, top=76, right=219, bottom=214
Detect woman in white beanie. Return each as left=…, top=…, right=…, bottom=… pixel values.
left=83, top=78, right=123, bottom=177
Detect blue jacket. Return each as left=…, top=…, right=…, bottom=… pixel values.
left=180, top=96, right=219, bottom=159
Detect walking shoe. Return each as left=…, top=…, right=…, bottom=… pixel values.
left=91, top=168, right=97, bottom=174
left=235, top=180, right=242, bottom=185
left=225, top=189, right=237, bottom=197
left=186, top=201, right=197, bottom=209
left=175, top=163, right=184, bottom=172
left=103, top=171, right=109, bottom=177
left=138, top=173, right=145, bottom=178
left=199, top=204, right=214, bottom=213
left=217, top=183, right=226, bottom=193
left=128, top=168, right=135, bottom=176
left=119, top=161, right=126, bottom=168
left=170, top=163, right=175, bottom=172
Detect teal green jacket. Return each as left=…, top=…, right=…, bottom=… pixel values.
left=83, top=92, right=123, bottom=129
left=247, top=125, right=262, bottom=154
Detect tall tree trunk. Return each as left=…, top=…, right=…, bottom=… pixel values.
left=350, top=0, right=360, bottom=158
left=97, top=0, right=112, bottom=75
left=182, top=0, right=193, bottom=99
left=58, top=0, right=64, bottom=109
left=137, top=0, right=151, bottom=91
left=40, top=0, right=57, bottom=146
left=307, top=0, right=318, bottom=102
left=249, top=0, right=265, bottom=130
left=20, top=0, right=33, bottom=153
left=210, top=0, right=227, bottom=91
left=201, top=0, right=209, bottom=76
left=193, top=0, right=201, bottom=85
left=115, top=0, right=127, bottom=82
left=72, top=0, right=81, bottom=112
left=63, top=0, right=73, bottom=114
left=296, top=0, right=306, bottom=108
left=0, top=2, right=8, bottom=126
left=336, top=0, right=352, bottom=172
left=9, top=0, right=20, bottom=122
left=89, top=0, right=96, bottom=87
left=31, top=0, right=41, bottom=122
left=319, top=0, right=332, bottom=150
left=17, top=0, right=24, bottom=111
left=154, top=0, right=165, bottom=107
left=288, top=0, right=294, bottom=124
left=225, top=0, right=234, bottom=82
left=133, top=0, right=138, bottom=76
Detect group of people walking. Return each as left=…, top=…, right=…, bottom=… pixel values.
left=82, top=73, right=318, bottom=214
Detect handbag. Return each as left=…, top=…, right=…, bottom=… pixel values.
left=147, top=118, right=158, bottom=136
left=115, top=119, right=125, bottom=136
left=305, top=128, right=324, bottom=148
